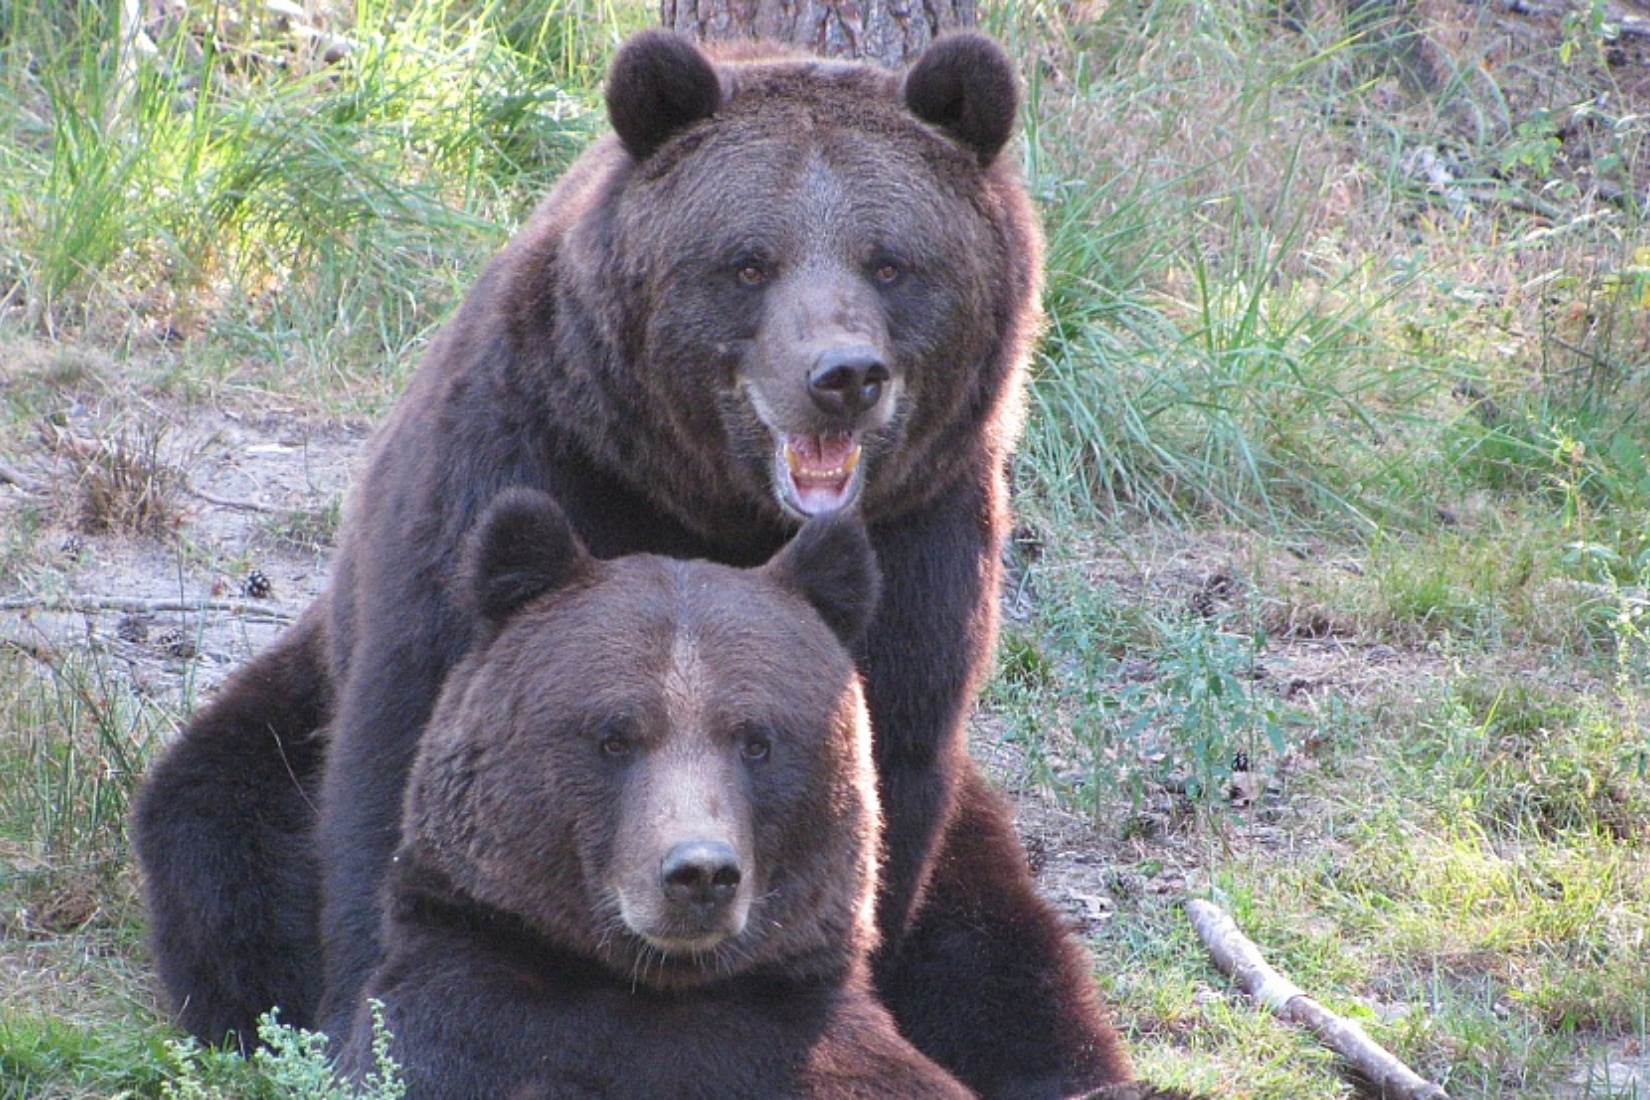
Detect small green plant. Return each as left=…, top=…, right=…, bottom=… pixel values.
left=160, top=1006, right=404, bottom=1099
left=993, top=565, right=1294, bottom=819
left=267, top=496, right=345, bottom=553
left=1121, top=617, right=1290, bottom=802
left=1565, top=539, right=1650, bottom=776
left=1558, top=0, right=1612, bottom=66
left=1501, top=110, right=1563, bottom=180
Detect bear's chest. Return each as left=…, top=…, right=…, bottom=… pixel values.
left=502, top=970, right=835, bottom=1099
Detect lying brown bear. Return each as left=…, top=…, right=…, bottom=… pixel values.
left=333, top=488, right=969, bottom=1099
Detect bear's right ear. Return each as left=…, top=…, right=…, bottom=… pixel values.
left=462, top=488, right=595, bottom=624
left=606, top=29, right=723, bottom=162
left=765, top=514, right=882, bottom=648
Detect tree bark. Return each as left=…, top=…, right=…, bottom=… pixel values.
left=660, top=0, right=976, bottom=67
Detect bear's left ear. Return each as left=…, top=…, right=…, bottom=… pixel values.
left=606, top=29, right=724, bottom=161
left=902, top=33, right=1018, bottom=168
left=462, top=488, right=595, bottom=624
left=765, top=514, right=882, bottom=648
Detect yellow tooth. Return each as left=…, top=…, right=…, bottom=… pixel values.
left=783, top=441, right=861, bottom=482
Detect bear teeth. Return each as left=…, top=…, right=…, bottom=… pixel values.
left=784, top=435, right=860, bottom=484
left=776, top=433, right=865, bottom=517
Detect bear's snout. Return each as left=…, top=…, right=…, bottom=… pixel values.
left=807, top=346, right=890, bottom=419
left=617, top=828, right=752, bottom=953
left=660, top=839, right=742, bottom=911
left=609, top=744, right=757, bottom=955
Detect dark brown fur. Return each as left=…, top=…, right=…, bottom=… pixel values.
left=132, top=30, right=1131, bottom=1096
left=334, top=491, right=967, bottom=1098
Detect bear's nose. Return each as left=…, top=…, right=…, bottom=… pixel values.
left=660, top=840, right=742, bottom=910
left=807, top=348, right=890, bottom=418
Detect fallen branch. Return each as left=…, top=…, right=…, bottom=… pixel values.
left=1186, top=898, right=1449, bottom=1100
left=0, top=459, right=48, bottom=495
left=0, top=594, right=295, bottom=624
left=188, top=486, right=281, bottom=514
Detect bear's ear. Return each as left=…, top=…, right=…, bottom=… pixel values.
left=462, top=488, right=595, bottom=624
left=765, top=514, right=882, bottom=648
left=901, top=33, right=1018, bottom=168
left=606, top=29, right=723, bottom=162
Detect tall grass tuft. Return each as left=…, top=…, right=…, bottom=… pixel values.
left=1000, top=0, right=1645, bottom=536
left=0, top=0, right=615, bottom=399
left=1007, top=0, right=1443, bottom=531
left=50, top=417, right=190, bottom=537
left=0, top=645, right=171, bottom=935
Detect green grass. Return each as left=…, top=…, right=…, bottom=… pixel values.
left=0, top=648, right=168, bottom=932
left=991, top=0, right=1649, bottom=1093
left=4, top=0, right=1650, bottom=1097
left=0, top=0, right=614, bottom=408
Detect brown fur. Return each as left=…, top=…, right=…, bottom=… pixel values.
left=132, top=31, right=1131, bottom=1096
left=335, top=491, right=968, bottom=1098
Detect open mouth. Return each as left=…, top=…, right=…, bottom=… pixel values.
left=777, top=432, right=865, bottom=517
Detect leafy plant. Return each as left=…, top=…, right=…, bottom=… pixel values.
left=993, top=565, right=1295, bottom=819
left=160, top=1007, right=404, bottom=1100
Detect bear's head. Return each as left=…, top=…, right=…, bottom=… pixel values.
left=406, top=487, right=884, bottom=989
left=562, top=31, right=1039, bottom=526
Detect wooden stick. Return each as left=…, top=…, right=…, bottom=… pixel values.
left=0, top=595, right=295, bottom=624
left=188, top=487, right=282, bottom=514
left=0, top=459, right=48, bottom=495
left=1186, top=898, right=1449, bottom=1100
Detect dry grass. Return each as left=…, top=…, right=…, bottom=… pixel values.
left=45, top=420, right=190, bottom=539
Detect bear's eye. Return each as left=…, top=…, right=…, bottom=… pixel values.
left=735, top=262, right=767, bottom=288
left=600, top=733, right=632, bottom=758
left=872, top=261, right=901, bottom=285
left=740, top=734, right=772, bottom=764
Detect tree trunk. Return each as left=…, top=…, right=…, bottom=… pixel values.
left=660, top=0, right=976, bottom=67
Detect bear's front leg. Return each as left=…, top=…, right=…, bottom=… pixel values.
left=861, top=497, right=989, bottom=941
left=130, top=600, right=333, bottom=1052
left=864, top=494, right=1133, bottom=1098
left=875, top=770, right=1134, bottom=1098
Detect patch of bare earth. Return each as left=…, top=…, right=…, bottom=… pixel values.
left=2, top=399, right=363, bottom=694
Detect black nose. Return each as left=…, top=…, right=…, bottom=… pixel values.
left=660, top=841, right=742, bottom=909
left=807, top=348, right=890, bottom=417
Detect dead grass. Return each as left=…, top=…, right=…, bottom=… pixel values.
left=45, top=420, right=190, bottom=539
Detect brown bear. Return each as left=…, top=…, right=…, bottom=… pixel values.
left=132, top=28, right=1133, bottom=1097
left=332, top=488, right=969, bottom=1098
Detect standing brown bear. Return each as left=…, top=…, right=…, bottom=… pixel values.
left=132, top=28, right=1134, bottom=1097
left=333, top=488, right=971, bottom=1098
